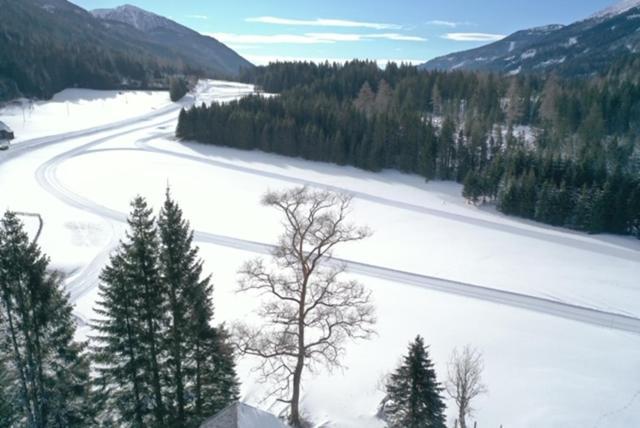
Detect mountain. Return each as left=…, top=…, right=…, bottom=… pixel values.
left=420, top=0, right=640, bottom=76
left=92, top=5, right=252, bottom=78
left=0, top=0, right=251, bottom=101
left=593, top=0, right=640, bottom=18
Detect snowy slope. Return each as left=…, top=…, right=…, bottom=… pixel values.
left=1, top=81, right=639, bottom=427
left=421, top=0, right=640, bottom=76
left=593, top=0, right=640, bottom=18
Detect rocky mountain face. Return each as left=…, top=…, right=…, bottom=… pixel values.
left=420, top=0, right=640, bottom=76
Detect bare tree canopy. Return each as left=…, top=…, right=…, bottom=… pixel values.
left=234, top=187, right=376, bottom=427
left=446, top=345, right=488, bottom=428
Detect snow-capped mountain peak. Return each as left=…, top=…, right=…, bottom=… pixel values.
left=92, top=4, right=173, bottom=32
left=592, top=0, right=640, bottom=18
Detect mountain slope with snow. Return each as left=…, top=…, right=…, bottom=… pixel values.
left=92, top=4, right=253, bottom=78
left=593, top=0, right=640, bottom=18
left=421, top=0, right=640, bottom=76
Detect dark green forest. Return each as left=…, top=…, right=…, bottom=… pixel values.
left=177, top=60, right=640, bottom=238
left=0, top=0, right=196, bottom=101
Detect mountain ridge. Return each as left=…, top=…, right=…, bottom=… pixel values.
left=0, top=0, right=252, bottom=101
left=420, top=0, right=640, bottom=76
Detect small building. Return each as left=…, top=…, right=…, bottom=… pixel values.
left=0, top=121, right=14, bottom=140
left=199, top=402, right=288, bottom=428
left=0, top=121, right=13, bottom=150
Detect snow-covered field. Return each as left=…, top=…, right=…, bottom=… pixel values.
left=1, top=81, right=639, bottom=427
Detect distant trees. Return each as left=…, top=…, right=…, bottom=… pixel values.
left=169, top=77, right=189, bottom=102
left=234, top=187, right=376, bottom=427
left=0, top=211, right=93, bottom=427
left=179, top=60, right=640, bottom=238
left=382, top=336, right=447, bottom=428
left=445, top=346, right=488, bottom=428
left=92, top=193, right=238, bottom=427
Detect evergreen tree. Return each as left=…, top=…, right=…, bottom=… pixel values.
left=383, top=336, right=446, bottom=428
left=158, top=189, right=239, bottom=426
left=0, top=211, right=92, bottom=427
left=91, top=197, right=166, bottom=427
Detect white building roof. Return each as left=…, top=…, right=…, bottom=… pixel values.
left=199, top=402, right=287, bottom=428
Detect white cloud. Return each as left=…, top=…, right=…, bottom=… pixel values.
left=185, top=14, right=208, bottom=20
left=246, top=16, right=401, bottom=30
left=442, top=32, right=505, bottom=42
left=207, top=33, right=331, bottom=44
left=427, top=20, right=459, bottom=28
left=208, top=32, right=426, bottom=45
left=427, top=20, right=474, bottom=28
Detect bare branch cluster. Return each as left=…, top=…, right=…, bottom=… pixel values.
left=234, top=187, right=375, bottom=426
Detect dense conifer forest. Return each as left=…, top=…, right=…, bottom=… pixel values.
left=177, top=60, right=640, bottom=238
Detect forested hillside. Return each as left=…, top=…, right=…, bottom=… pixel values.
left=178, top=60, right=640, bottom=238
left=0, top=0, right=252, bottom=101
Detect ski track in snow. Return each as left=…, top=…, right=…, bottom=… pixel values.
left=13, top=100, right=639, bottom=335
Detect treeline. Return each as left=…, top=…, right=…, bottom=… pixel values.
left=0, top=193, right=238, bottom=427
left=179, top=60, right=640, bottom=238
left=0, top=0, right=196, bottom=101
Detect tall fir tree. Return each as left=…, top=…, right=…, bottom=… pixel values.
left=93, top=194, right=239, bottom=427
left=91, top=197, right=167, bottom=427
left=0, top=211, right=92, bottom=428
left=158, top=189, right=239, bottom=426
left=383, top=336, right=446, bottom=428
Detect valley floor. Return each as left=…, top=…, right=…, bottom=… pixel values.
left=1, top=81, right=639, bottom=427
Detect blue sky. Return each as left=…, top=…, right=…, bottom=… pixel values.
left=73, top=0, right=618, bottom=65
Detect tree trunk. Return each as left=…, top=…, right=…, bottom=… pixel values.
left=170, top=287, right=185, bottom=424
left=2, top=296, right=36, bottom=427
left=290, top=274, right=308, bottom=427
left=459, top=408, right=467, bottom=428
left=290, top=354, right=304, bottom=427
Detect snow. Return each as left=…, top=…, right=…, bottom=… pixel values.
left=535, top=57, right=567, bottom=68
left=1, top=80, right=640, bottom=427
left=508, top=41, right=516, bottom=52
left=521, top=49, right=537, bottom=59
left=200, top=402, right=287, bottom=428
left=593, top=0, right=640, bottom=18
left=0, top=88, right=173, bottom=143
left=507, top=66, right=522, bottom=75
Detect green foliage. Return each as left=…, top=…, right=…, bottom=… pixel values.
left=169, top=77, right=189, bottom=102
left=383, top=336, right=446, bottom=428
left=0, top=211, right=93, bottom=427
left=92, top=194, right=238, bottom=427
left=0, top=0, right=185, bottom=101
left=181, top=60, right=640, bottom=238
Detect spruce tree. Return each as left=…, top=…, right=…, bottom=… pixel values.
left=91, top=197, right=166, bottom=427
left=0, top=211, right=92, bottom=427
left=384, top=336, right=446, bottom=428
left=158, top=189, right=239, bottom=425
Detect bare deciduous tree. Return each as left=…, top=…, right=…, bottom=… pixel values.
left=446, top=345, right=488, bottom=428
left=234, top=187, right=376, bottom=427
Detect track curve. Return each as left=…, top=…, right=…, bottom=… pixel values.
left=34, top=125, right=640, bottom=335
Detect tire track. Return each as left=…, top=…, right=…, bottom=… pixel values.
left=35, top=128, right=640, bottom=335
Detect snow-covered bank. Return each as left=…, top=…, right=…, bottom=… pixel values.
left=1, top=80, right=639, bottom=427
left=0, top=80, right=254, bottom=143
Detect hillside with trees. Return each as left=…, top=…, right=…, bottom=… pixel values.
left=0, top=0, right=252, bottom=102
left=177, top=60, right=640, bottom=238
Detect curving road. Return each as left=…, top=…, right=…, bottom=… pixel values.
left=27, top=101, right=640, bottom=335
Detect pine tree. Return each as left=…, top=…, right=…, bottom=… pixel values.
left=158, top=189, right=239, bottom=426
left=0, top=211, right=92, bottom=427
left=383, top=336, right=446, bottom=428
left=0, top=356, right=17, bottom=427
left=91, top=197, right=166, bottom=427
